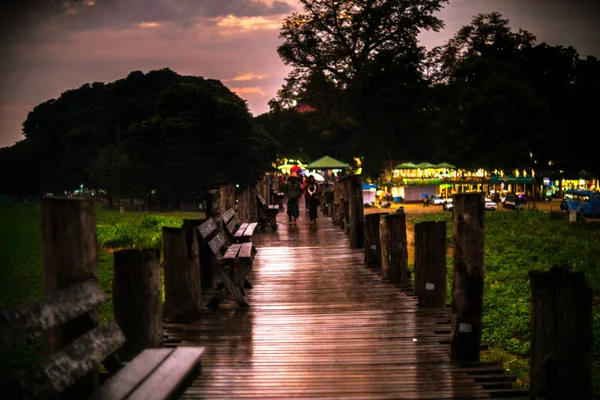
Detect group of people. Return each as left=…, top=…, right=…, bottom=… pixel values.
left=282, top=172, right=321, bottom=225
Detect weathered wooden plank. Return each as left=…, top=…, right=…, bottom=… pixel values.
left=126, top=347, right=205, bottom=400
left=19, top=320, right=125, bottom=397
left=88, top=349, right=174, bottom=400
left=197, top=218, right=218, bottom=240
left=113, top=249, right=163, bottom=361
left=207, top=233, right=227, bottom=257
left=0, top=280, right=105, bottom=355
left=234, top=222, right=249, bottom=237
left=243, top=222, right=258, bottom=237
left=223, top=244, right=241, bottom=260
left=238, top=243, right=253, bottom=259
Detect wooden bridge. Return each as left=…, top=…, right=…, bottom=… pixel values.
left=164, top=208, right=528, bottom=399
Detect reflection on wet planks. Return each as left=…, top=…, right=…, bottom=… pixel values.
left=164, top=206, right=527, bottom=399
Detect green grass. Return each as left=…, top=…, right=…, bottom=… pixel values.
left=0, top=202, right=203, bottom=377
left=407, top=210, right=600, bottom=392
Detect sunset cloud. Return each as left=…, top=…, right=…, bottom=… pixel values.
left=229, top=73, right=268, bottom=81
left=231, top=87, right=266, bottom=96
left=139, top=22, right=160, bottom=28
left=217, top=15, right=282, bottom=32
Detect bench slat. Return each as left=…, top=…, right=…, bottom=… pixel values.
left=243, top=222, right=258, bottom=237
left=125, top=347, right=205, bottom=400
left=88, top=349, right=174, bottom=400
left=223, top=244, right=242, bottom=260
left=208, top=233, right=227, bottom=257
left=231, top=214, right=240, bottom=227
left=20, top=320, right=126, bottom=396
left=197, top=219, right=218, bottom=240
left=226, top=220, right=237, bottom=237
left=268, top=205, right=279, bottom=210
left=221, top=209, right=235, bottom=226
left=238, top=243, right=253, bottom=259
left=257, top=193, right=266, bottom=206
left=0, top=280, right=106, bottom=354
left=234, top=223, right=249, bottom=237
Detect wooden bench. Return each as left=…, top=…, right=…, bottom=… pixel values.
left=197, top=219, right=254, bottom=308
left=221, top=208, right=258, bottom=243
left=0, top=280, right=204, bottom=400
left=256, top=193, right=279, bottom=230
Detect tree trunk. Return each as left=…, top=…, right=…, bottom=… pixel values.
left=113, top=249, right=163, bottom=361
left=450, top=193, right=484, bottom=361
left=163, top=227, right=202, bottom=321
left=248, top=185, right=258, bottom=223
left=348, top=175, right=364, bottom=248
left=380, top=213, right=408, bottom=284
left=364, top=213, right=388, bottom=266
left=220, top=183, right=235, bottom=214
left=414, top=221, right=447, bottom=308
left=530, top=266, right=592, bottom=400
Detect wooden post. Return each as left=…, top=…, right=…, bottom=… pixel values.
left=220, top=183, right=235, bottom=214
left=364, top=213, right=388, bottom=266
left=41, top=198, right=98, bottom=357
left=113, top=249, right=162, bottom=361
left=450, top=193, right=484, bottom=361
left=333, top=183, right=342, bottom=225
left=348, top=175, right=364, bottom=248
left=182, top=219, right=212, bottom=289
left=163, top=227, right=202, bottom=321
left=380, top=213, right=408, bottom=284
left=248, top=185, right=258, bottom=223
left=237, top=189, right=248, bottom=222
left=206, top=189, right=220, bottom=219
left=530, top=266, right=592, bottom=400
left=414, top=221, right=447, bottom=308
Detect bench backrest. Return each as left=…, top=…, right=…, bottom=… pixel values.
left=197, top=218, right=228, bottom=258
left=0, top=280, right=126, bottom=398
left=257, top=193, right=267, bottom=207
left=221, top=208, right=241, bottom=240
left=197, top=218, right=219, bottom=241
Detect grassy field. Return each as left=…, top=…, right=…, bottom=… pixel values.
left=1, top=202, right=599, bottom=393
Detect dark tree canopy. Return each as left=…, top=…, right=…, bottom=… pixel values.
left=0, top=69, right=279, bottom=200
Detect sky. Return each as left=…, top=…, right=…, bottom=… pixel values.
left=1, top=0, right=599, bottom=148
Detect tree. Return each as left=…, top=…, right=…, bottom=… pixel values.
left=276, top=0, right=448, bottom=174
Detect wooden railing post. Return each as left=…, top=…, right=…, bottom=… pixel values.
left=530, top=266, right=592, bottom=400
left=182, top=219, right=212, bottom=289
left=333, top=183, right=342, bottom=225
left=450, top=193, right=484, bottom=361
left=414, top=221, right=447, bottom=308
left=220, top=183, right=235, bottom=214
left=206, top=189, right=220, bottom=219
left=113, top=249, right=163, bottom=361
left=41, top=198, right=98, bottom=357
left=364, top=213, right=388, bottom=266
left=380, top=213, right=408, bottom=284
left=163, top=227, right=202, bottom=321
left=348, top=175, right=364, bottom=248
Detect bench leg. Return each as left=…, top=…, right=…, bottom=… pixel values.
left=268, top=212, right=278, bottom=229
left=207, top=264, right=251, bottom=308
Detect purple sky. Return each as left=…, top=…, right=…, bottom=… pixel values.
left=1, top=0, right=599, bottom=148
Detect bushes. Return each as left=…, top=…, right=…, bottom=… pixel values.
left=96, top=211, right=188, bottom=250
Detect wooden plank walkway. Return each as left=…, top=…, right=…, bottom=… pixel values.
left=164, top=206, right=528, bottom=399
